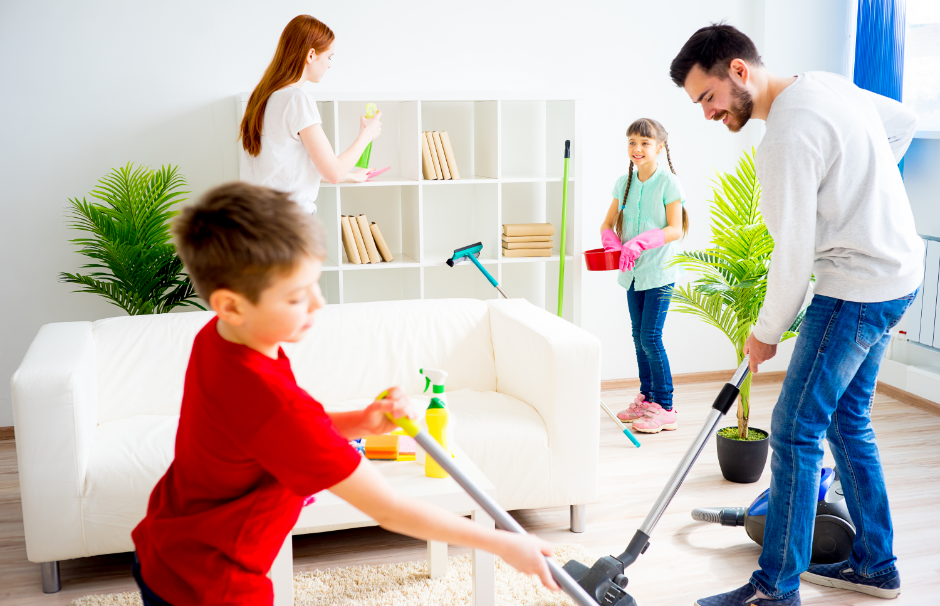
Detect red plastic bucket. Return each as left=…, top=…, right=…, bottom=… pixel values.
left=584, top=248, right=620, bottom=271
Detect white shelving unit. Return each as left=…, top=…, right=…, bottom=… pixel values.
left=237, top=92, right=581, bottom=325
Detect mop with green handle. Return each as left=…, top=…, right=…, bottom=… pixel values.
left=553, top=140, right=639, bottom=449
left=557, top=140, right=570, bottom=317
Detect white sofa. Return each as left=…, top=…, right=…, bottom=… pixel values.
left=12, top=298, right=600, bottom=589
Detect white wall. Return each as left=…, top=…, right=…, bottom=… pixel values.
left=0, top=0, right=854, bottom=426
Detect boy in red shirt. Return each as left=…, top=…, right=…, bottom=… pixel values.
left=131, top=183, right=558, bottom=605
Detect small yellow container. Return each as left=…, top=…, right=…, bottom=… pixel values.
left=424, top=398, right=449, bottom=478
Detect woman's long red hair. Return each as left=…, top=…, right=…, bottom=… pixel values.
left=240, top=15, right=334, bottom=157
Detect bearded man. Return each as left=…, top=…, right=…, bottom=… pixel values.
left=670, top=23, right=922, bottom=606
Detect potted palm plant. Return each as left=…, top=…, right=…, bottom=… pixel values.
left=60, top=163, right=204, bottom=315
left=668, top=148, right=803, bottom=483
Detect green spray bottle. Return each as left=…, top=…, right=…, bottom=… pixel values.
left=355, top=103, right=377, bottom=169
left=416, top=368, right=452, bottom=475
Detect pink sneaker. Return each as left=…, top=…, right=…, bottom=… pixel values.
left=616, top=394, right=653, bottom=423
left=631, top=405, right=678, bottom=433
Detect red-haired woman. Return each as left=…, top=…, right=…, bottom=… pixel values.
left=239, top=15, right=381, bottom=213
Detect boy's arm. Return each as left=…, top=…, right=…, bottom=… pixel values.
left=329, top=459, right=559, bottom=590
left=328, top=387, right=415, bottom=439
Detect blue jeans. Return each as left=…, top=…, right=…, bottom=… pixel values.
left=626, top=283, right=674, bottom=409
left=750, top=291, right=916, bottom=599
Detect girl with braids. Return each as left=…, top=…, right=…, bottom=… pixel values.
left=600, top=118, right=688, bottom=434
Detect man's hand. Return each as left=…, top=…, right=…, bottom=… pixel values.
left=744, top=333, right=777, bottom=374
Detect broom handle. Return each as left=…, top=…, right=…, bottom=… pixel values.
left=557, top=140, right=571, bottom=317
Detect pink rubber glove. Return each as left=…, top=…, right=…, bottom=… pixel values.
left=619, top=229, right=666, bottom=272
left=601, top=228, right=621, bottom=252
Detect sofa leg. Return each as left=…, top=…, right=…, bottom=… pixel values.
left=570, top=504, right=586, bottom=533
left=41, top=561, right=61, bottom=593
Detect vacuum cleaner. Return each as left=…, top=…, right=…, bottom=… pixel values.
left=691, top=467, right=856, bottom=564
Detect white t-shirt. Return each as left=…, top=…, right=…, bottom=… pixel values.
left=240, top=87, right=323, bottom=213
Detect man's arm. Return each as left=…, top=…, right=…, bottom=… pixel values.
left=752, top=141, right=820, bottom=345
left=861, top=89, right=918, bottom=162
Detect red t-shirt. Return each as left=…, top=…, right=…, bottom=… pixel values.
left=132, top=317, right=361, bottom=606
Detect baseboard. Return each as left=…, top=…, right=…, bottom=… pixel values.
left=0, top=426, right=13, bottom=442
left=602, top=369, right=786, bottom=391
left=877, top=382, right=940, bottom=416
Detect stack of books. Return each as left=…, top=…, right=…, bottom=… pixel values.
left=341, top=214, right=395, bottom=264
left=421, top=131, right=460, bottom=180
left=502, top=223, right=554, bottom=257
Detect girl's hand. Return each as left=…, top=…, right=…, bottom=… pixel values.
left=601, top=228, right=621, bottom=252
left=619, top=229, right=666, bottom=272
left=360, top=387, right=415, bottom=435
left=360, top=110, right=383, bottom=142
left=495, top=533, right=559, bottom=591
left=342, top=168, right=371, bottom=183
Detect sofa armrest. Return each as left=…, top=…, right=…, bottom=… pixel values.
left=11, top=322, right=98, bottom=562
left=487, top=300, right=600, bottom=504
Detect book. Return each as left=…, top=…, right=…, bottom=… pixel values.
left=432, top=131, right=452, bottom=180
left=501, top=235, right=553, bottom=243
left=439, top=131, right=460, bottom=180
left=425, top=132, right=444, bottom=180
left=502, top=240, right=553, bottom=249
left=501, top=248, right=552, bottom=257
left=502, top=223, right=555, bottom=237
left=356, top=214, right=382, bottom=263
left=370, top=222, right=394, bottom=262
left=341, top=216, right=362, bottom=264
left=421, top=132, right=436, bottom=180
left=348, top=215, right=370, bottom=263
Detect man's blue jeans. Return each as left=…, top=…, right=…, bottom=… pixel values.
left=751, top=291, right=916, bottom=599
left=626, top=283, right=674, bottom=409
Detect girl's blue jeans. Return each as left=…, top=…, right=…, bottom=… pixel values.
left=750, top=291, right=916, bottom=599
left=626, top=282, right=674, bottom=409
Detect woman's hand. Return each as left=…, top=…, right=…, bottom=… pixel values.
left=360, top=110, right=383, bottom=142
left=494, top=533, right=559, bottom=591
left=342, top=168, right=371, bottom=183
left=358, top=387, right=415, bottom=436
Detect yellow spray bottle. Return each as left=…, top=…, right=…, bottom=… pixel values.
left=424, top=397, right=450, bottom=478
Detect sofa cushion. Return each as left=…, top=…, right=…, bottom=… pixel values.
left=93, top=299, right=497, bottom=424
left=285, top=299, right=497, bottom=404
left=327, top=388, right=551, bottom=511
left=82, top=415, right=178, bottom=555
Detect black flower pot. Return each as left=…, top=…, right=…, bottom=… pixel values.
left=716, top=427, right=769, bottom=483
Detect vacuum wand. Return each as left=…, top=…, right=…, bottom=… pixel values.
left=388, top=415, right=597, bottom=606
left=618, top=356, right=751, bottom=566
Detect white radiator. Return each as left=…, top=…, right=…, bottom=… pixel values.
left=907, top=236, right=940, bottom=349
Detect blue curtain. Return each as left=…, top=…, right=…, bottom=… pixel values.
left=853, top=0, right=908, bottom=170
left=854, top=0, right=907, bottom=101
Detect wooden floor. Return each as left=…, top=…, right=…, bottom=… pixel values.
left=2, top=379, right=938, bottom=605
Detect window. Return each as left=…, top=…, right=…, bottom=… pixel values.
left=904, top=0, right=940, bottom=124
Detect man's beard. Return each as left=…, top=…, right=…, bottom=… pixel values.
left=715, top=81, right=754, bottom=133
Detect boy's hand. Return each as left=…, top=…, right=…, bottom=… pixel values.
left=361, top=387, right=415, bottom=435
left=496, top=533, right=559, bottom=591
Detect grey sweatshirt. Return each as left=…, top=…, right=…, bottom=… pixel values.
left=753, top=72, right=924, bottom=344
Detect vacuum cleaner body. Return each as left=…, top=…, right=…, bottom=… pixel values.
left=691, top=467, right=856, bottom=564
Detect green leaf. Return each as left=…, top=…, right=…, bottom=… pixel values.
left=60, top=163, right=201, bottom=315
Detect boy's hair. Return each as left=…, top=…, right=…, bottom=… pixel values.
left=616, top=118, right=689, bottom=241
left=173, top=182, right=326, bottom=303
left=670, top=23, right=763, bottom=87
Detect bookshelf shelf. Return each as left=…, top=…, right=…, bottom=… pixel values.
left=237, top=92, right=581, bottom=324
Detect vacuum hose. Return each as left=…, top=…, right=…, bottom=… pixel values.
left=691, top=507, right=747, bottom=527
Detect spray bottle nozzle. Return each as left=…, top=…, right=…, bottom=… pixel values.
left=420, top=368, right=449, bottom=395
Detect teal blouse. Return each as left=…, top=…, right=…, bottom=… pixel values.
left=611, top=164, right=685, bottom=291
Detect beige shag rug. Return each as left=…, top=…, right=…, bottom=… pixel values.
left=71, top=544, right=596, bottom=606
